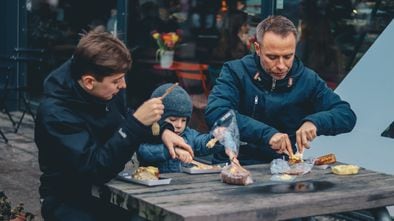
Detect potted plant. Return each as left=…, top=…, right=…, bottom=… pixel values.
left=151, top=30, right=181, bottom=68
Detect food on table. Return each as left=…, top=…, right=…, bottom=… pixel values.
left=191, top=163, right=221, bottom=170
left=220, top=164, right=253, bottom=185
left=276, top=174, right=294, bottom=181
left=315, top=153, right=336, bottom=165
left=132, top=166, right=159, bottom=180
left=289, top=152, right=304, bottom=164
left=331, top=165, right=360, bottom=175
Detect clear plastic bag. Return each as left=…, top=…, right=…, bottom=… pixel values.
left=270, top=158, right=314, bottom=176
left=211, top=110, right=254, bottom=185
left=211, top=110, right=240, bottom=157
left=220, top=164, right=253, bottom=185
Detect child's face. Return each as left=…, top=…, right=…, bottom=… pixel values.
left=165, top=116, right=187, bottom=135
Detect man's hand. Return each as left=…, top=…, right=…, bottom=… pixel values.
left=296, top=121, right=317, bottom=154
left=133, top=98, right=164, bottom=126
left=175, top=147, right=193, bottom=163
left=161, top=129, right=194, bottom=159
left=269, top=133, right=294, bottom=157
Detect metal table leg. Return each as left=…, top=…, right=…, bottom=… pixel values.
left=0, top=129, right=8, bottom=143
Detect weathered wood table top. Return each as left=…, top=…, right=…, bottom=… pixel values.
left=93, top=164, right=394, bottom=221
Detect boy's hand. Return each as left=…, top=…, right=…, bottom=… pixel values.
left=175, top=147, right=193, bottom=163
left=133, top=98, right=164, bottom=126
left=161, top=130, right=194, bottom=159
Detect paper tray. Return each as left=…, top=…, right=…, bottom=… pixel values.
left=117, top=172, right=171, bottom=186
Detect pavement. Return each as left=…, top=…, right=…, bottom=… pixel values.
left=0, top=111, right=42, bottom=220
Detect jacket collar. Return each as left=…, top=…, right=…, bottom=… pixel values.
left=252, top=53, right=300, bottom=92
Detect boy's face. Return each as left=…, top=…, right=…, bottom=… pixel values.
left=81, top=72, right=126, bottom=100
left=165, top=116, right=187, bottom=135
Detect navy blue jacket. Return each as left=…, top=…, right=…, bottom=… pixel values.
left=138, top=127, right=223, bottom=173
left=205, top=54, right=356, bottom=165
left=35, top=60, right=151, bottom=200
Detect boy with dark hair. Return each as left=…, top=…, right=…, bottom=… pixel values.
left=35, top=31, right=192, bottom=221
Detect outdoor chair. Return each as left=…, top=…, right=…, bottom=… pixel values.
left=174, top=61, right=210, bottom=132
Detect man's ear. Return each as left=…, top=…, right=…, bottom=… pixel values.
left=254, top=42, right=261, bottom=56
left=80, top=74, right=96, bottom=90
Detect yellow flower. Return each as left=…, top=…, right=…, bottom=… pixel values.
left=152, top=32, right=160, bottom=40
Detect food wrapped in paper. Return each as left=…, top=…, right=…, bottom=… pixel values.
left=220, top=164, right=253, bottom=185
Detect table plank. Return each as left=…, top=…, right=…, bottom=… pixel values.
left=94, top=164, right=394, bottom=221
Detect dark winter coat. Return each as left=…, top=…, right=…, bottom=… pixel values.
left=205, top=54, right=356, bottom=165
left=138, top=127, right=223, bottom=173
left=35, top=59, right=150, bottom=201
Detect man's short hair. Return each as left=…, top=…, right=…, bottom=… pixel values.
left=71, top=31, right=131, bottom=81
left=256, top=15, right=297, bottom=43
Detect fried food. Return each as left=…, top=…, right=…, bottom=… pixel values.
left=315, top=153, right=336, bottom=165
left=289, top=152, right=303, bottom=164
left=331, top=165, right=360, bottom=175
left=191, top=163, right=220, bottom=170
left=132, top=166, right=159, bottom=180
left=206, top=138, right=218, bottom=148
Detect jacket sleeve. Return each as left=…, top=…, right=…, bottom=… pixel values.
left=35, top=107, right=150, bottom=185
left=205, top=62, right=278, bottom=146
left=137, top=143, right=171, bottom=163
left=303, top=75, right=357, bottom=135
left=184, top=128, right=224, bottom=156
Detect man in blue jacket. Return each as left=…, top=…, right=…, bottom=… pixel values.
left=205, top=15, right=356, bottom=165
left=35, top=31, right=192, bottom=221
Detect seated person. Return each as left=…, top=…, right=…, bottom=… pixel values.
left=209, top=10, right=251, bottom=83
left=138, top=83, right=223, bottom=173
left=205, top=16, right=357, bottom=165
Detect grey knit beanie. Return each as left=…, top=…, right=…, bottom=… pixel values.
left=151, top=83, right=192, bottom=123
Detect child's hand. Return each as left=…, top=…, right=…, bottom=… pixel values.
left=175, top=147, right=193, bottom=163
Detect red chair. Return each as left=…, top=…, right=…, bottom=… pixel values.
left=173, top=62, right=210, bottom=132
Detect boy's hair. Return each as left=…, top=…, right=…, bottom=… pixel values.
left=71, top=31, right=131, bottom=81
left=256, top=15, right=297, bottom=44
left=151, top=83, right=192, bottom=123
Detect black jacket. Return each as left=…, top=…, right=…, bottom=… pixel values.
left=35, top=59, right=150, bottom=200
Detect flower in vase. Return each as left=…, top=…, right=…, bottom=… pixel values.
left=152, top=30, right=181, bottom=57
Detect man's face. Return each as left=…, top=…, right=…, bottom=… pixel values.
left=165, top=116, right=187, bottom=135
left=254, top=31, right=296, bottom=80
left=89, top=73, right=126, bottom=100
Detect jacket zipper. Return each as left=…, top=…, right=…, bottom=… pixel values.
left=252, top=95, right=258, bottom=118
left=271, top=79, right=276, bottom=91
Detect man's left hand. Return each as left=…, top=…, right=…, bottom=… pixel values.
left=296, top=121, right=317, bottom=153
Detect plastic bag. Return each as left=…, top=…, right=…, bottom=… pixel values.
left=220, top=164, right=253, bottom=185
left=270, top=158, right=314, bottom=176
left=211, top=110, right=240, bottom=157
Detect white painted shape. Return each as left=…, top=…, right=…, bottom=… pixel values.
left=304, top=20, right=394, bottom=215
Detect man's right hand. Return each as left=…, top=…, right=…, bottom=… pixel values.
left=161, top=130, right=194, bottom=159
left=269, top=133, right=294, bottom=157
left=133, top=98, right=164, bottom=126
left=175, top=147, right=193, bottom=163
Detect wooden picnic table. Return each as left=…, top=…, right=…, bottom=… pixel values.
left=92, top=163, right=394, bottom=221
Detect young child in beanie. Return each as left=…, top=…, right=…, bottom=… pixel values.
left=137, top=83, right=223, bottom=173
